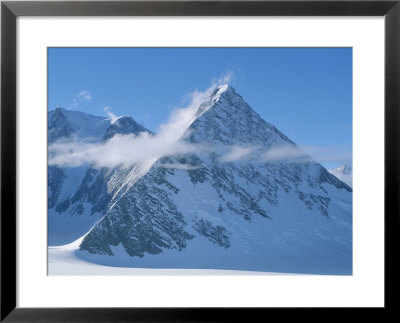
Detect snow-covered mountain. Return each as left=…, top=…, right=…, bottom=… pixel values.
left=48, top=85, right=353, bottom=274
left=330, top=164, right=352, bottom=187
left=48, top=108, right=152, bottom=245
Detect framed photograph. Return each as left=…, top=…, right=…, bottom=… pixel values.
left=1, top=0, right=399, bottom=321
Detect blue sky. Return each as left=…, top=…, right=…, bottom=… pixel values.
left=48, top=47, right=352, bottom=169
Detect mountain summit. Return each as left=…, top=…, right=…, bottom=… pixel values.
left=48, top=107, right=111, bottom=142
left=188, top=85, right=294, bottom=149
left=47, top=85, right=354, bottom=274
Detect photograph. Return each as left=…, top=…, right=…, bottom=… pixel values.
left=47, top=47, right=353, bottom=275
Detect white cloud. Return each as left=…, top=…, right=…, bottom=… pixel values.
left=77, top=90, right=92, bottom=101
left=218, top=144, right=309, bottom=163
left=218, top=144, right=351, bottom=166
left=219, top=146, right=255, bottom=162
left=160, top=163, right=203, bottom=170
left=48, top=132, right=202, bottom=169
left=68, top=90, right=92, bottom=109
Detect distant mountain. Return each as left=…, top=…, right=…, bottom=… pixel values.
left=330, top=164, right=352, bottom=187
left=48, top=107, right=111, bottom=143
left=49, top=85, right=353, bottom=274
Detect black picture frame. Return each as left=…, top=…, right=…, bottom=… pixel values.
left=1, top=0, right=399, bottom=321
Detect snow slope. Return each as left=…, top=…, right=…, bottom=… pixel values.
left=48, top=237, right=290, bottom=275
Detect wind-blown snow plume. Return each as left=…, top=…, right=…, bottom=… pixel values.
left=104, top=106, right=119, bottom=123
left=157, top=84, right=216, bottom=144
left=218, top=70, right=234, bottom=84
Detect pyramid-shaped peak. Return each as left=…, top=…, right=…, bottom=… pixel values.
left=194, top=84, right=242, bottom=118
left=210, top=84, right=249, bottom=109
left=188, top=85, right=294, bottom=148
